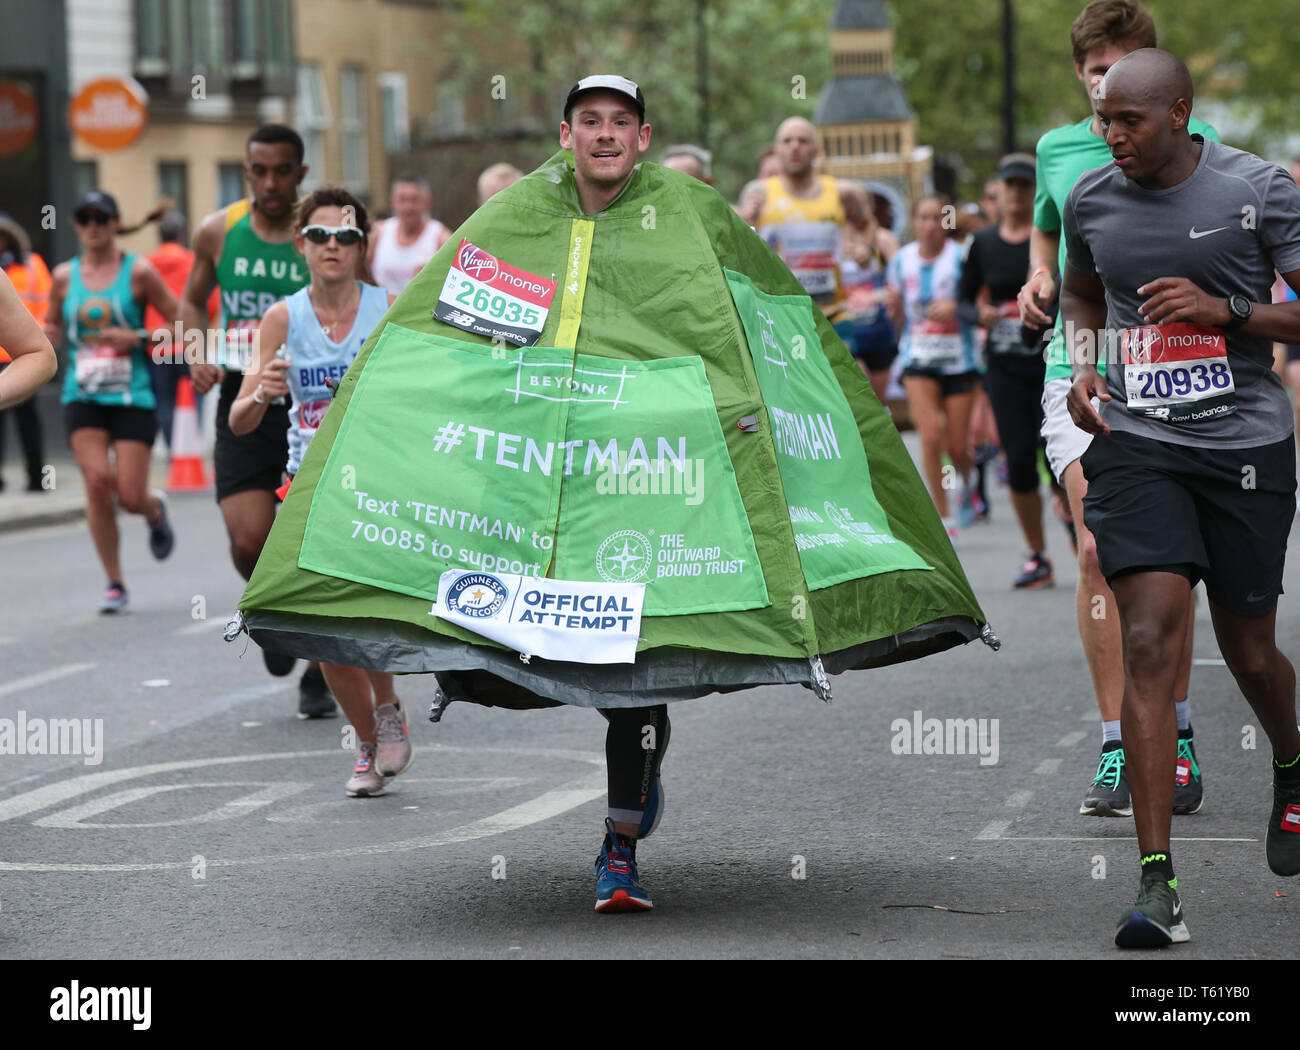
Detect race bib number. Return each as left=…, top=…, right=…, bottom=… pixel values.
left=1121, top=323, right=1236, bottom=423
left=220, top=319, right=259, bottom=373
left=435, top=239, right=556, bottom=347
left=909, top=318, right=962, bottom=370
left=988, top=301, right=1033, bottom=356
left=788, top=254, right=838, bottom=301
left=75, top=343, right=132, bottom=394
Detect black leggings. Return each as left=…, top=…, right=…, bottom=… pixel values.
left=983, top=355, right=1046, bottom=494
left=599, top=705, right=670, bottom=826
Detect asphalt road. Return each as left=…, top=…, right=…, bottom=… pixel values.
left=1, top=453, right=1298, bottom=961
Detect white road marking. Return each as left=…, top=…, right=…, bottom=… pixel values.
left=990, top=836, right=1256, bottom=843
left=0, top=746, right=605, bottom=870
left=175, top=619, right=229, bottom=637
left=1079, top=710, right=1100, bottom=722
left=975, top=820, right=1012, bottom=840
left=1055, top=730, right=1088, bottom=748
left=1193, top=657, right=1227, bottom=667
left=0, top=749, right=337, bottom=823
left=34, top=781, right=312, bottom=829
left=1003, top=790, right=1033, bottom=809
left=0, top=662, right=96, bottom=700
left=1034, top=759, right=1063, bottom=775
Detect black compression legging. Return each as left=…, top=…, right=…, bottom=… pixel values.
left=983, top=355, right=1046, bottom=494
left=599, top=705, right=670, bottom=829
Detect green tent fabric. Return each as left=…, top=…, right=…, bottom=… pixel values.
left=234, top=151, right=992, bottom=708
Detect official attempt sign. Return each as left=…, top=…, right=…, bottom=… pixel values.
left=434, top=239, right=556, bottom=347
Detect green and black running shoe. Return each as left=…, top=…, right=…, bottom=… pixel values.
left=1081, top=742, right=1132, bottom=817
left=1173, top=729, right=1203, bottom=815
left=1115, top=870, right=1190, bottom=949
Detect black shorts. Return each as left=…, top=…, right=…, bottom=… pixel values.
left=983, top=354, right=1047, bottom=493
left=1286, top=344, right=1300, bottom=364
left=902, top=367, right=979, bottom=398
left=214, top=371, right=289, bottom=502
left=1081, top=429, right=1297, bottom=617
left=854, top=344, right=899, bottom=372
left=63, top=401, right=157, bottom=445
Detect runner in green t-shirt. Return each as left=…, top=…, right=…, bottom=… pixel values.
left=1014, top=0, right=1213, bottom=821
left=180, top=124, right=334, bottom=717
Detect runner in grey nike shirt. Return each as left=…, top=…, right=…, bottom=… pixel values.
left=1062, top=48, right=1300, bottom=949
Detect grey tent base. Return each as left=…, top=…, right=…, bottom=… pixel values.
left=238, top=610, right=984, bottom=710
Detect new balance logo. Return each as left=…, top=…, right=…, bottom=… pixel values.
left=1188, top=226, right=1229, bottom=239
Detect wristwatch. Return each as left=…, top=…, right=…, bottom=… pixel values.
left=1225, top=294, right=1252, bottom=330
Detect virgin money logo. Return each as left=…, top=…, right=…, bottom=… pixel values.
left=458, top=243, right=498, bottom=281
left=299, top=400, right=330, bottom=429
left=1125, top=326, right=1163, bottom=365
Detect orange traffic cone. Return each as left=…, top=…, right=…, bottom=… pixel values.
left=168, top=376, right=209, bottom=491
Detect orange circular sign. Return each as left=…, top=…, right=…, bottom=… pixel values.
left=68, top=77, right=148, bottom=151
left=0, top=81, right=38, bottom=157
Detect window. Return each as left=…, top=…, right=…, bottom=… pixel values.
left=341, top=66, right=367, bottom=192
left=136, top=0, right=169, bottom=76
left=167, top=0, right=189, bottom=74
left=158, top=161, right=189, bottom=224
left=296, top=63, right=330, bottom=189
left=263, top=0, right=294, bottom=83
left=189, top=0, right=225, bottom=78
left=378, top=72, right=410, bottom=153
left=218, top=162, right=245, bottom=207
left=435, top=85, right=466, bottom=137
left=232, top=0, right=260, bottom=73
left=73, top=161, right=99, bottom=201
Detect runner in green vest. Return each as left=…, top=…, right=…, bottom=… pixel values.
left=180, top=124, right=334, bottom=717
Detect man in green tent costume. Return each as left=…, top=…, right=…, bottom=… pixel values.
left=233, top=75, right=994, bottom=912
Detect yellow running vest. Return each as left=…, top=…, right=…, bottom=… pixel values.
left=756, top=175, right=847, bottom=318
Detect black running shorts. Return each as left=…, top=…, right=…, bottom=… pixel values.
left=901, top=367, right=979, bottom=398
left=64, top=400, right=158, bottom=445
left=214, top=371, right=289, bottom=502
left=1081, top=429, right=1297, bottom=617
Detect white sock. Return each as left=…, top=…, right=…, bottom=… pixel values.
left=1102, top=719, right=1122, bottom=744
left=1175, top=698, right=1190, bottom=732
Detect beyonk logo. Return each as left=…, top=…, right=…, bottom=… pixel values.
left=890, top=709, right=999, bottom=766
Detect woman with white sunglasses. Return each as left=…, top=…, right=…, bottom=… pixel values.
left=230, top=186, right=403, bottom=797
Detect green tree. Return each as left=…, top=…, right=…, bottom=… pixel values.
left=891, top=0, right=1300, bottom=199
left=446, top=0, right=831, bottom=199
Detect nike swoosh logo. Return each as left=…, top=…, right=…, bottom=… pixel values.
left=1188, top=226, right=1229, bottom=239
left=1246, top=590, right=1273, bottom=603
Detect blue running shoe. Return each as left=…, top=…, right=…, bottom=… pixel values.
left=957, top=485, right=976, bottom=528
left=638, top=774, right=664, bottom=840
left=595, top=818, right=653, bottom=913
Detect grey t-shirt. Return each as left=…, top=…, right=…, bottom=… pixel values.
left=1063, top=136, right=1300, bottom=448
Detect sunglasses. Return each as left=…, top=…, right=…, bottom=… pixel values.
left=75, top=211, right=112, bottom=226
left=300, top=224, right=364, bottom=246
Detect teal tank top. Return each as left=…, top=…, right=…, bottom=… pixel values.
left=61, top=253, right=155, bottom=408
